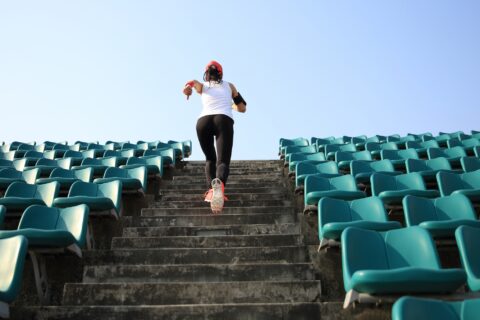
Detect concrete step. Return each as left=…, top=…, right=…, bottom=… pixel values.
left=172, top=173, right=284, bottom=181
left=84, top=246, right=308, bottom=265
left=150, top=199, right=292, bottom=209
left=13, top=303, right=322, bottom=320
left=124, top=213, right=296, bottom=227
left=160, top=186, right=286, bottom=195
left=183, top=160, right=282, bottom=168
left=111, top=234, right=302, bottom=249
left=83, top=263, right=316, bottom=283
left=161, top=181, right=286, bottom=190
left=62, top=281, right=322, bottom=305
left=123, top=223, right=300, bottom=237
left=141, top=206, right=295, bottom=216
left=161, top=192, right=289, bottom=202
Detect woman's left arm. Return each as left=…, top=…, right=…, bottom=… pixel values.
left=229, top=83, right=247, bottom=113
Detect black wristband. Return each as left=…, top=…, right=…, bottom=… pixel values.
left=233, top=92, right=246, bottom=106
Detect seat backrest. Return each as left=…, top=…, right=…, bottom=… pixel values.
left=284, top=145, right=316, bottom=156
left=381, top=142, right=399, bottom=151
left=18, top=205, right=59, bottom=229
left=447, top=138, right=462, bottom=148
left=64, top=150, right=83, bottom=159
left=338, top=143, right=357, bottom=153
left=126, top=157, right=147, bottom=166
left=425, top=157, right=452, bottom=171
left=461, top=157, right=480, bottom=173
left=383, top=227, right=441, bottom=269
left=382, top=149, right=419, bottom=161
left=396, top=172, right=426, bottom=190
left=461, top=170, right=480, bottom=189
left=437, top=171, right=465, bottom=196
left=36, top=158, right=58, bottom=166
left=103, top=150, right=122, bottom=158
left=4, top=181, right=36, bottom=197
left=304, top=175, right=331, bottom=194
left=290, top=152, right=326, bottom=163
left=365, top=142, right=381, bottom=151
left=103, top=167, right=128, bottom=178
left=81, top=157, right=102, bottom=166
left=351, top=159, right=395, bottom=176
left=97, top=180, right=122, bottom=212
left=405, top=159, right=429, bottom=173
left=336, top=150, right=371, bottom=162
left=0, top=235, right=28, bottom=302
left=329, top=175, right=358, bottom=191
left=421, top=140, right=440, bottom=148
left=0, top=168, right=22, bottom=179
left=324, top=144, right=345, bottom=155
left=24, top=151, right=44, bottom=159
left=455, top=225, right=480, bottom=291
left=120, top=149, right=135, bottom=158
left=50, top=167, right=75, bottom=178
left=392, top=297, right=461, bottom=320
left=297, top=161, right=338, bottom=177
left=350, top=196, right=389, bottom=222
left=81, top=150, right=96, bottom=159
left=35, top=181, right=60, bottom=207
left=279, top=137, right=309, bottom=148
left=405, top=141, right=422, bottom=149
left=100, top=157, right=117, bottom=167
left=127, top=166, right=147, bottom=189
left=318, top=198, right=352, bottom=228
left=68, top=181, right=99, bottom=197
left=371, top=173, right=398, bottom=195
left=446, top=146, right=468, bottom=158
left=73, top=167, right=93, bottom=182
left=56, top=204, right=89, bottom=246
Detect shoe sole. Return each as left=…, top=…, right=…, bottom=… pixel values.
left=211, top=180, right=224, bottom=214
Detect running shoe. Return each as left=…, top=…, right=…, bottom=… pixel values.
left=210, top=178, right=226, bottom=214
left=204, top=188, right=213, bottom=202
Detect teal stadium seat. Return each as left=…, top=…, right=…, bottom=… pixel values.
left=341, top=226, right=466, bottom=308
left=408, top=132, right=433, bottom=140
left=288, top=152, right=326, bottom=174
left=168, top=140, right=192, bottom=158
left=283, top=145, right=317, bottom=165
left=304, top=175, right=365, bottom=213
left=35, top=167, right=93, bottom=191
left=440, top=131, right=469, bottom=141
left=0, top=235, right=28, bottom=318
left=103, top=149, right=135, bottom=166
left=30, top=158, right=72, bottom=177
left=311, top=136, right=334, bottom=146
left=72, top=157, right=118, bottom=176
left=295, top=161, right=341, bottom=192
left=448, top=138, right=480, bottom=156
left=370, top=172, right=440, bottom=208
left=380, top=149, right=419, bottom=170
left=23, top=150, right=45, bottom=166
left=403, top=194, right=480, bottom=238
left=94, top=166, right=147, bottom=194
left=387, top=135, right=416, bottom=149
left=405, top=140, right=439, bottom=158
left=437, top=170, right=480, bottom=202
left=143, top=148, right=176, bottom=167
left=0, top=181, right=59, bottom=213
left=120, top=156, right=163, bottom=177
left=0, top=168, right=40, bottom=190
left=325, top=143, right=356, bottom=161
left=456, top=225, right=480, bottom=291
left=392, top=296, right=480, bottom=320
left=352, top=136, right=380, bottom=150
left=365, top=142, right=398, bottom=160
left=53, top=180, right=122, bottom=219
left=350, top=160, right=402, bottom=185
left=279, top=138, right=309, bottom=156
left=318, top=197, right=401, bottom=250
left=461, top=157, right=480, bottom=172
left=314, top=138, right=334, bottom=154
left=428, top=147, right=467, bottom=168
left=335, top=150, right=372, bottom=172
left=405, top=158, right=458, bottom=182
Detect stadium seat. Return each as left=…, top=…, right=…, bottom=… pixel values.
left=94, top=166, right=147, bottom=194
left=447, top=138, right=480, bottom=155
left=437, top=170, right=480, bottom=202
left=0, top=235, right=28, bottom=318
left=352, top=136, right=380, bottom=150
left=168, top=140, right=192, bottom=158
left=440, top=131, right=469, bottom=140
left=325, top=144, right=356, bottom=161
left=370, top=173, right=440, bottom=209
left=314, top=138, right=335, bottom=154
left=365, top=142, right=398, bottom=160
left=407, top=132, right=433, bottom=140
left=53, top=180, right=122, bottom=219
left=405, top=158, right=458, bottom=183
left=295, top=161, right=341, bottom=192
left=279, top=138, right=309, bottom=156
left=350, top=160, right=402, bottom=186
left=288, top=152, right=326, bottom=174
left=283, top=145, right=317, bottom=163
left=405, top=140, right=439, bottom=158
left=461, top=157, right=480, bottom=172
left=380, top=149, right=419, bottom=170
left=387, top=135, right=417, bottom=149
left=311, top=136, right=334, bottom=146
left=456, top=225, right=480, bottom=291
left=36, top=167, right=93, bottom=191
left=403, top=194, right=480, bottom=238
left=0, top=168, right=40, bottom=190
left=143, top=148, right=175, bottom=167
left=392, top=296, right=480, bottom=320
left=342, top=226, right=466, bottom=308
left=318, top=197, right=401, bottom=250
left=0, top=181, right=60, bottom=214
left=23, top=150, right=45, bottom=166
left=120, top=156, right=163, bottom=177
left=72, top=157, right=118, bottom=176
left=103, top=149, right=135, bottom=166
left=434, top=133, right=456, bottom=147
left=304, top=175, right=365, bottom=212
left=335, top=150, right=372, bottom=172
left=30, top=158, right=72, bottom=177
left=427, top=147, right=467, bottom=168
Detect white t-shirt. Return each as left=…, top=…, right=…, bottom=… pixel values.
left=199, top=80, right=233, bottom=120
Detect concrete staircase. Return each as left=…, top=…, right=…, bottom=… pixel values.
left=13, top=160, right=323, bottom=319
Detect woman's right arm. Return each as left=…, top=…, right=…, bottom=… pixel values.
left=183, top=80, right=203, bottom=99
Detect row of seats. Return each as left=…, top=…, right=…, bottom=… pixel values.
left=0, top=138, right=190, bottom=318
left=280, top=132, right=480, bottom=317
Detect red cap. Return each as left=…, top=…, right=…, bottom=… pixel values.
left=205, top=60, right=223, bottom=74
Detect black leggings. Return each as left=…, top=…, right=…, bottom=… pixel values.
left=196, top=114, right=234, bottom=188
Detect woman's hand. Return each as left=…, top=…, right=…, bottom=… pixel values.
left=183, top=85, right=193, bottom=100
left=183, top=80, right=203, bottom=100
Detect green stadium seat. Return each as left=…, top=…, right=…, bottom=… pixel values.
left=23, top=150, right=45, bottom=166
left=365, top=142, right=398, bottom=160
left=168, top=140, right=192, bottom=158
left=461, top=157, right=480, bottom=172
left=405, top=140, right=440, bottom=158
left=437, top=170, right=480, bottom=202
left=143, top=148, right=175, bottom=167
left=370, top=173, right=440, bottom=208
left=318, top=197, right=401, bottom=250
left=0, top=168, right=40, bottom=190
left=352, top=136, right=380, bottom=150
left=387, top=135, right=417, bottom=149
left=342, top=226, right=466, bottom=308
left=94, top=166, right=147, bottom=194
left=447, top=138, right=480, bottom=156
left=304, top=175, right=365, bottom=213
left=279, top=138, right=309, bottom=156
left=72, top=157, right=118, bottom=176
left=405, top=158, right=458, bottom=183
left=29, top=158, right=72, bottom=177
left=408, top=132, right=433, bottom=140
left=311, top=136, right=334, bottom=146
left=403, top=194, right=480, bottom=238
left=0, top=181, right=60, bottom=213
left=36, top=167, right=93, bottom=191
left=392, top=296, right=480, bottom=320
left=325, top=144, right=356, bottom=161
left=335, top=150, right=372, bottom=172
left=283, top=145, right=317, bottom=162
left=103, top=150, right=135, bottom=166
left=0, top=235, right=28, bottom=318
left=288, top=152, right=326, bottom=174
left=295, top=161, right=341, bottom=192
left=87, top=143, right=112, bottom=158
left=380, top=149, right=419, bottom=170
left=120, top=156, right=163, bottom=177
left=428, top=147, right=467, bottom=168
left=53, top=180, right=122, bottom=219
left=350, top=160, right=402, bottom=185
left=440, top=131, right=469, bottom=140
left=314, top=138, right=335, bottom=154
left=456, top=225, right=480, bottom=291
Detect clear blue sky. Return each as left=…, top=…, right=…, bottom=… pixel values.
left=1, top=1, right=479, bottom=160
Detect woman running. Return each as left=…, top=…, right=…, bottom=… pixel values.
left=183, top=60, right=247, bottom=214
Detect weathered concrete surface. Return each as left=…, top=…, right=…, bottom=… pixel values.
left=141, top=206, right=295, bottom=216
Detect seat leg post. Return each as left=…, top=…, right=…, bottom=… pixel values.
left=0, top=301, right=9, bottom=319
left=318, top=238, right=327, bottom=252
left=343, top=290, right=359, bottom=309
left=29, top=251, right=51, bottom=305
